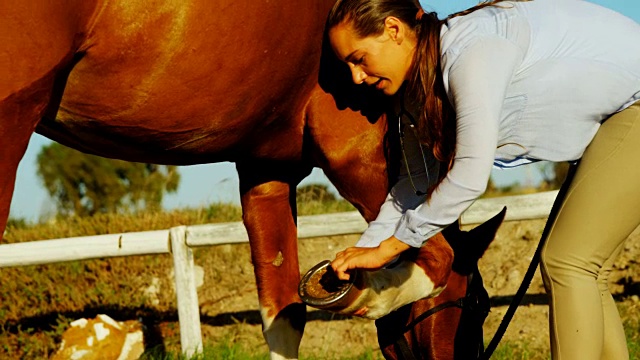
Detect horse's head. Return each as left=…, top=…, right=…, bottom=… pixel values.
left=299, top=209, right=505, bottom=359
left=376, top=208, right=506, bottom=360
left=300, top=232, right=455, bottom=319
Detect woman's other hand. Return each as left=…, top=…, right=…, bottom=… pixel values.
left=331, top=236, right=411, bottom=280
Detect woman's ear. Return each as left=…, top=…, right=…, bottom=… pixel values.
left=383, top=16, right=405, bottom=44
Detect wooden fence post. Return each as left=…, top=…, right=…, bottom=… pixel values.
left=170, top=226, right=203, bottom=357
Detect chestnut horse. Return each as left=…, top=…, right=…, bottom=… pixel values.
left=1, top=1, right=492, bottom=359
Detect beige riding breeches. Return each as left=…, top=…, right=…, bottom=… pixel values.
left=540, top=101, right=640, bottom=360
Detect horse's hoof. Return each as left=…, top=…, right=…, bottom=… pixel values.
left=298, top=260, right=362, bottom=311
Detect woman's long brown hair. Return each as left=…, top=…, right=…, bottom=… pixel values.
left=327, top=0, right=517, bottom=195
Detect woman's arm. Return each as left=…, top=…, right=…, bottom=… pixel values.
left=393, top=35, right=524, bottom=246
left=332, top=36, right=524, bottom=280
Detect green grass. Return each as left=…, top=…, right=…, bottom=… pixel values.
left=622, top=301, right=640, bottom=360
left=140, top=343, right=269, bottom=360
left=4, top=198, right=355, bottom=244
left=489, top=341, right=546, bottom=360
left=141, top=342, right=381, bottom=360
left=4, top=203, right=243, bottom=243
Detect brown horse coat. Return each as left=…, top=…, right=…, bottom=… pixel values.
left=1, top=1, right=478, bottom=359
left=1, top=1, right=392, bottom=358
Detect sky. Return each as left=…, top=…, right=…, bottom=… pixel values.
left=8, top=0, right=640, bottom=222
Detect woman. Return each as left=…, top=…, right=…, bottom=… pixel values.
left=327, top=0, right=640, bottom=358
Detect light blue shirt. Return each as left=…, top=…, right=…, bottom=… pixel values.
left=357, top=0, right=640, bottom=248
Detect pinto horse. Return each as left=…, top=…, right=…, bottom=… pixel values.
left=2, top=1, right=477, bottom=359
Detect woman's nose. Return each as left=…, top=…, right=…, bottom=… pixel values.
left=349, top=65, right=367, bottom=84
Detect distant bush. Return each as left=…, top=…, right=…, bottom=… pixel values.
left=296, top=184, right=337, bottom=202
left=296, top=184, right=355, bottom=215
left=6, top=217, right=28, bottom=230
left=5, top=193, right=355, bottom=243
left=4, top=203, right=241, bottom=243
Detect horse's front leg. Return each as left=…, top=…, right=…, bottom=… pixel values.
left=237, top=161, right=308, bottom=360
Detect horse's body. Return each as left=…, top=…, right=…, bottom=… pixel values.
left=4, top=0, right=349, bottom=164
left=2, top=1, right=496, bottom=359
left=2, top=1, right=391, bottom=358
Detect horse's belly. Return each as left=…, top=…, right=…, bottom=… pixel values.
left=53, top=79, right=255, bottom=159
left=48, top=73, right=310, bottom=164
left=46, top=85, right=307, bottom=164
left=40, top=0, right=329, bottom=164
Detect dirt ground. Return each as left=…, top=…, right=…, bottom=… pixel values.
left=167, top=218, right=640, bottom=358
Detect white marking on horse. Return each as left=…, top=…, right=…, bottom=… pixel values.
left=70, top=350, right=90, bottom=360
left=117, top=331, right=144, bottom=360
left=93, top=323, right=110, bottom=341
left=70, top=318, right=88, bottom=328
left=260, top=306, right=302, bottom=360
left=272, top=251, right=284, bottom=267
left=98, top=314, right=122, bottom=330
left=339, top=261, right=444, bottom=320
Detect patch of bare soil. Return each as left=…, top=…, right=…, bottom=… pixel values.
left=162, top=220, right=640, bottom=358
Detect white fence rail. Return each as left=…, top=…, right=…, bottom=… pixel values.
left=0, top=190, right=558, bottom=356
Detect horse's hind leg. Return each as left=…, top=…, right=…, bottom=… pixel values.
left=0, top=82, right=48, bottom=238
left=0, top=74, right=68, bottom=239
left=0, top=3, right=83, bottom=239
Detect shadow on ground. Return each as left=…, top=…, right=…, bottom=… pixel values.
left=3, top=280, right=639, bottom=355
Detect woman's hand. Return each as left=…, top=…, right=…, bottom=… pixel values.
left=331, top=236, right=411, bottom=280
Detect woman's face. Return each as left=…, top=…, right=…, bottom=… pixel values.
left=329, top=17, right=416, bottom=96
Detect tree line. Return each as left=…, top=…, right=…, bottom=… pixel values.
left=36, top=143, right=180, bottom=217
left=20, top=143, right=569, bottom=221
